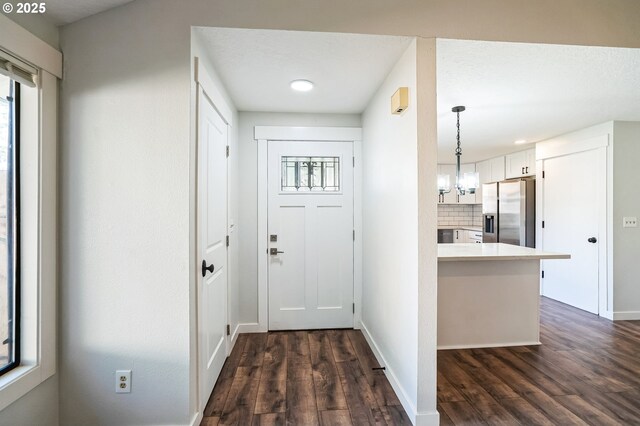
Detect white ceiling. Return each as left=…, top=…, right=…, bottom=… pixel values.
left=194, top=28, right=413, bottom=114
left=436, top=39, right=640, bottom=163
left=42, top=0, right=134, bottom=25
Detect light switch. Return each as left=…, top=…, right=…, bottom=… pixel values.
left=623, top=217, right=638, bottom=228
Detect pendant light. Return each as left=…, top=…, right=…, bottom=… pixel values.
left=438, top=106, right=479, bottom=200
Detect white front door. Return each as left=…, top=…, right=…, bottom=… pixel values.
left=268, top=140, right=354, bottom=330
left=541, top=148, right=602, bottom=314
left=197, top=87, right=228, bottom=408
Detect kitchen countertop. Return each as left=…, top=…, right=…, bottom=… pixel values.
left=438, top=243, right=570, bottom=262
left=438, top=226, right=482, bottom=232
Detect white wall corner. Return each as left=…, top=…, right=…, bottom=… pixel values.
left=415, top=411, right=441, bottom=426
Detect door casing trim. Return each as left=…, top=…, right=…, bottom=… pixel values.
left=255, top=126, right=363, bottom=331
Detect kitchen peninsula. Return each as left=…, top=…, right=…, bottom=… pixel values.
left=438, top=243, right=570, bottom=349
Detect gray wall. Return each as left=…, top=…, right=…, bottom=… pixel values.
left=612, top=121, right=640, bottom=314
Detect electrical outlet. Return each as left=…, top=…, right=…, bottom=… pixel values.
left=623, top=217, right=638, bottom=228
left=116, top=370, right=131, bottom=393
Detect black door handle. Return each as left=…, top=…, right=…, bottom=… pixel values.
left=588, top=237, right=597, bottom=243
left=201, top=260, right=215, bottom=277
left=522, top=167, right=525, bottom=174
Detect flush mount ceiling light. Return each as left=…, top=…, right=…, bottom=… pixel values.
left=290, top=79, right=314, bottom=92
left=514, top=139, right=527, bottom=145
left=437, top=106, right=479, bottom=201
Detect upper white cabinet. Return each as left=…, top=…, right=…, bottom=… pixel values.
left=490, top=156, right=506, bottom=182
left=476, top=156, right=505, bottom=200
left=505, top=149, right=535, bottom=179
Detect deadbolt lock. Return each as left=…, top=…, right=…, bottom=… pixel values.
left=270, top=234, right=278, bottom=242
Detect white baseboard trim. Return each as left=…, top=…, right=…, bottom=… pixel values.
left=613, top=311, right=640, bottom=320
left=237, top=322, right=267, bottom=333
left=415, top=410, right=440, bottom=426
left=359, top=320, right=417, bottom=425
left=230, top=323, right=241, bottom=350
left=190, top=411, right=202, bottom=426
left=437, top=341, right=541, bottom=350
left=600, top=310, right=614, bottom=320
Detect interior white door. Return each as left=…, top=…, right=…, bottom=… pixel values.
left=542, top=149, right=601, bottom=314
left=197, top=87, right=228, bottom=408
left=268, top=141, right=354, bottom=330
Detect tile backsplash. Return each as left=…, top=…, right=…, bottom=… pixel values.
left=438, top=204, right=483, bottom=227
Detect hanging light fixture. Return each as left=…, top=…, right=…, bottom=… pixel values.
left=438, top=106, right=479, bottom=200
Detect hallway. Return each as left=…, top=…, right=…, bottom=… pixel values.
left=201, top=329, right=412, bottom=425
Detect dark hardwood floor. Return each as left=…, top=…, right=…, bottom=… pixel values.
left=201, top=329, right=412, bottom=426
left=439, top=296, right=640, bottom=425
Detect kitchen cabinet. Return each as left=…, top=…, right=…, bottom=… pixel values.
left=490, top=156, right=506, bottom=182
left=476, top=156, right=505, bottom=201
left=453, top=229, right=468, bottom=243
left=505, top=149, right=535, bottom=179
left=437, top=163, right=477, bottom=204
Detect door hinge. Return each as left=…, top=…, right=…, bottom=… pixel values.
left=353, top=230, right=355, bottom=241
left=226, top=235, right=230, bottom=247
left=226, top=324, right=230, bottom=336
left=353, top=156, right=355, bottom=167
left=226, top=145, right=229, bottom=158
left=542, top=270, right=545, bottom=279
left=353, top=303, right=355, bottom=314
left=542, top=221, right=545, bottom=229
left=542, top=170, right=545, bottom=178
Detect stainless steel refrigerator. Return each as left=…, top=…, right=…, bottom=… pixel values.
left=482, top=179, right=535, bottom=247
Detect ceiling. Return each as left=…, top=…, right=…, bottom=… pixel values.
left=436, top=39, right=640, bottom=163
left=41, top=0, right=134, bottom=25
left=194, top=28, right=413, bottom=114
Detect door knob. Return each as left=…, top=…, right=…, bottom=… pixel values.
left=588, top=237, right=597, bottom=243
left=201, top=260, right=215, bottom=277
left=270, top=248, right=285, bottom=255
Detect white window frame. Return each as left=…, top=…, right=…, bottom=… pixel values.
left=0, top=14, right=61, bottom=411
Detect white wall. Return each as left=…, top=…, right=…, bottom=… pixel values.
left=0, top=376, right=58, bottom=426
left=416, top=37, right=439, bottom=426
left=236, top=112, right=361, bottom=325
left=4, top=11, right=59, bottom=49
left=59, top=4, right=193, bottom=424
left=361, top=40, right=420, bottom=420
left=611, top=121, right=640, bottom=316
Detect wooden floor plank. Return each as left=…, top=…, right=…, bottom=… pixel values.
left=554, top=394, right=622, bottom=426
left=320, top=409, right=353, bottom=426
left=336, top=360, right=385, bottom=425
left=286, top=378, right=320, bottom=425
left=219, top=366, right=262, bottom=426
left=309, top=331, right=348, bottom=411
left=251, top=412, right=285, bottom=426
left=439, top=401, right=487, bottom=425
left=254, top=333, right=288, bottom=414
left=328, top=329, right=358, bottom=362
left=203, top=334, right=249, bottom=417
left=287, top=330, right=313, bottom=382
